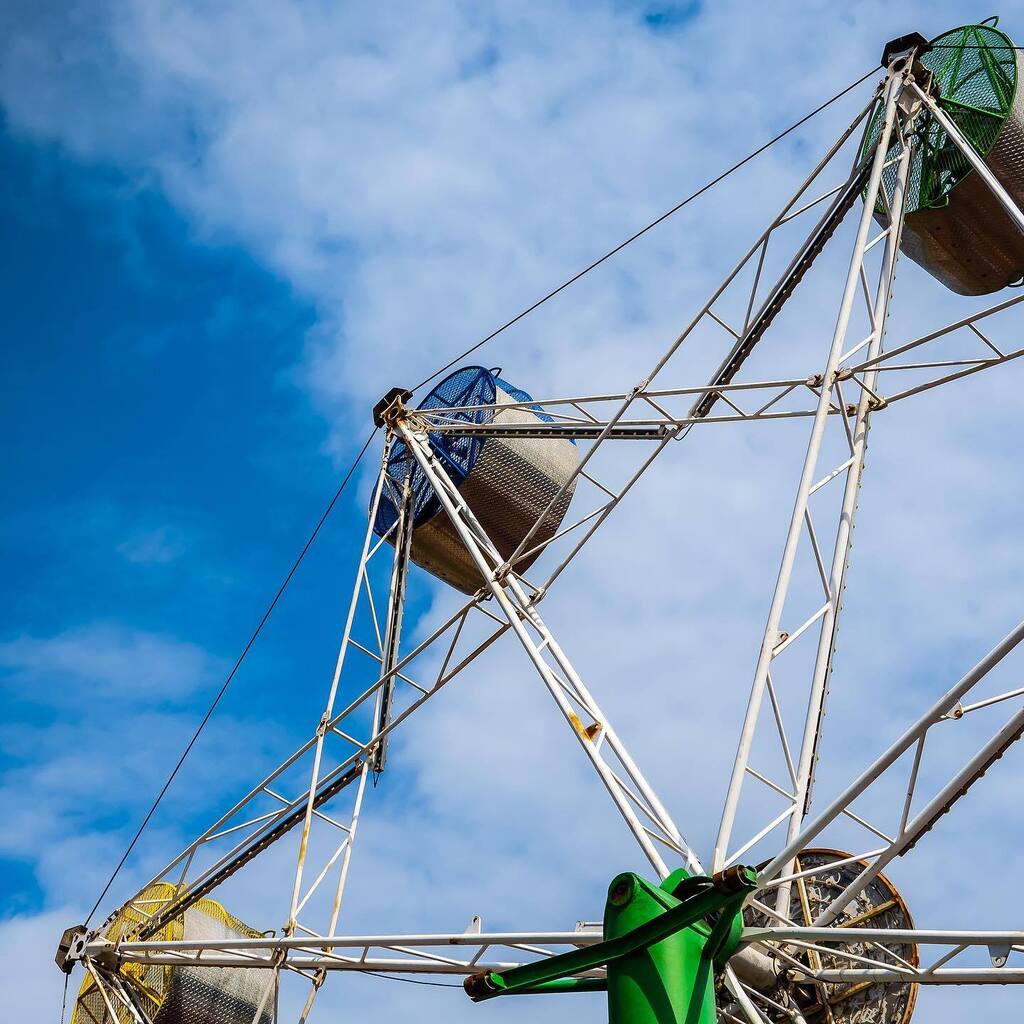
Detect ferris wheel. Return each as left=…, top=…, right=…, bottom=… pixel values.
left=55, top=21, right=1024, bottom=1024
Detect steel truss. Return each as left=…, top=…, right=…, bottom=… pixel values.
left=713, top=56, right=918, bottom=910
left=411, top=285, right=1024, bottom=443
left=69, top=51, right=1024, bottom=1023
left=86, top=926, right=1024, bottom=981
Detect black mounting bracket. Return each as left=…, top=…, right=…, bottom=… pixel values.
left=55, top=925, right=88, bottom=974
left=881, top=32, right=932, bottom=68
left=373, top=387, right=413, bottom=428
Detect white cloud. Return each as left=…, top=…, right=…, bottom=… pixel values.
left=0, top=1, right=979, bottom=424
left=116, top=524, right=188, bottom=564
left=0, top=906, right=86, bottom=1022
left=0, top=623, right=220, bottom=700
left=0, top=623, right=286, bottom=920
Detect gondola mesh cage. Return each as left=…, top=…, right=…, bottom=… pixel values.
left=373, top=366, right=576, bottom=594
left=374, top=366, right=496, bottom=539
left=72, top=883, right=275, bottom=1024
left=861, top=20, right=1024, bottom=294
left=866, top=23, right=1018, bottom=214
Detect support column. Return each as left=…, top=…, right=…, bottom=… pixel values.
left=713, top=62, right=909, bottom=878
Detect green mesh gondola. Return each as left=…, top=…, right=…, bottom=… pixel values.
left=867, top=21, right=1024, bottom=294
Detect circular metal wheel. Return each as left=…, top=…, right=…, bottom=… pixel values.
left=743, top=850, right=918, bottom=1024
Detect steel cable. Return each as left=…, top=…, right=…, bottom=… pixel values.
left=86, top=61, right=881, bottom=929
left=363, top=972, right=464, bottom=989
left=411, top=65, right=879, bottom=394
left=84, top=427, right=379, bottom=926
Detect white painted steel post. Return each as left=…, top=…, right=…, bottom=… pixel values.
left=297, top=463, right=414, bottom=936
left=502, top=94, right=882, bottom=575
left=323, top=761, right=369, bottom=935
left=773, top=95, right=918, bottom=913
left=759, top=616, right=1024, bottom=884
left=371, top=470, right=414, bottom=774
left=713, top=67, right=906, bottom=872
left=84, top=961, right=131, bottom=1024
left=809, top=702, right=1024, bottom=926
left=287, top=449, right=392, bottom=932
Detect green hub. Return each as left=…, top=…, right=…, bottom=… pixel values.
left=464, top=865, right=757, bottom=1024
left=606, top=871, right=733, bottom=1024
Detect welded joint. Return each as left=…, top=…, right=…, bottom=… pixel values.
left=897, top=80, right=926, bottom=118
left=990, top=944, right=1011, bottom=968
left=845, top=397, right=887, bottom=415
left=490, top=563, right=513, bottom=586
left=88, top=943, right=120, bottom=974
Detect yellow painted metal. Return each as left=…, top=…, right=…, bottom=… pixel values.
left=71, top=883, right=265, bottom=1024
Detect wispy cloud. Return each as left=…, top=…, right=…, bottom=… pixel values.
left=116, top=524, right=188, bottom=564
left=0, top=621, right=288, bottom=922
left=0, top=623, right=220, bottom=700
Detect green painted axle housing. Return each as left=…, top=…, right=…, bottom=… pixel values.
left=605, top=870, right=743, bottom=1024
left=464, top=866, right=756, bottom=1024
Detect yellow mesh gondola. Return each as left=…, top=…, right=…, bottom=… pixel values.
left=72, top=883, right=275, bottom=1024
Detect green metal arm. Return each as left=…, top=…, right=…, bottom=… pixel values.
left=465, top=867, right=757, bottom=1001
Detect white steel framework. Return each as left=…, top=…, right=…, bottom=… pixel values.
left=63, top=47, right=1024, bottom=1024
left=713, top=55, right=916, bottom=906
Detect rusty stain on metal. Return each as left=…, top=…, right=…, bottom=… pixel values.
left=568, top=713, right=593, bottom=742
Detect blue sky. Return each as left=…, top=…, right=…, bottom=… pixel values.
left=3, top=2, right=1024, bottom=1021
left=1, top=117, right=324, bottom=890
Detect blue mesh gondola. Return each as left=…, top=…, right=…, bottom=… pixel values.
left=373, top=367, right=577, bottom=593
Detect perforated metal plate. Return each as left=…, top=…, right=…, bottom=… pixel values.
left=407, top=383, right=577, bottom=593
left=72, top=887, right=275, bottom=1024
left=374, top=368, right=578, bottom=594
left=900, top=49, right=1024, bottom=295
left=153, top=906, right=275, bottom=1024
left=739, top=849, right=918, bottom=1024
